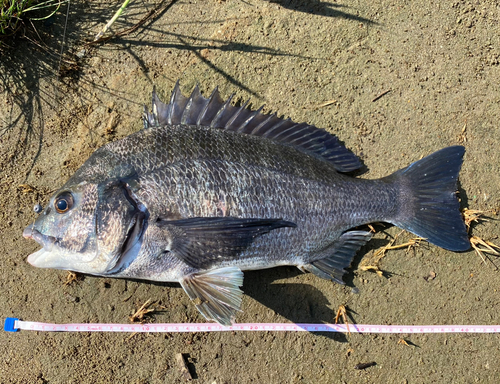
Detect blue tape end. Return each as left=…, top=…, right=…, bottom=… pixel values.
left=4, top=318, right=19, bottom=332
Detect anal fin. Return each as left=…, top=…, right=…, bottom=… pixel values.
left=301, top=231, right=372, bottom=284
left=180, top=267, right=244, bottom=326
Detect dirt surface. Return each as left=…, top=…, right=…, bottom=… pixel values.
left=1, top=0, right=499, bottom=382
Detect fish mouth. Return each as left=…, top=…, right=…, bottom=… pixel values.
left=23, top=225, right=61, bottom=267
left=23, top=225, right=58, bottom=251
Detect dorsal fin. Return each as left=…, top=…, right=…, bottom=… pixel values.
left=142, top=81, right=362, bottom=172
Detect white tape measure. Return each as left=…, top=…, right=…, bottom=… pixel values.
left=4, top=318, right=500, bottom=334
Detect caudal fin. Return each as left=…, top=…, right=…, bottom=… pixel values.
left=387, top=146, right=470, bottom=251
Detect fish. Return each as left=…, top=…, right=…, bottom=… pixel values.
left=23, top=82, right=470, bottom=325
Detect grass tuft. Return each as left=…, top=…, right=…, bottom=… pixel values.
left=1, top=0, right=64, bottom=37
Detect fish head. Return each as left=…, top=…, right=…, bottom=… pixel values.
left=24, top=179, right=144, bottom=275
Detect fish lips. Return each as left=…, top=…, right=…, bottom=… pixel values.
left=23, top=225, right=57, bottom=252
left=23, top=225, right=60, bottom=268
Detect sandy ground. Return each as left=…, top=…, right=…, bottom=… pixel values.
left=1, top=0, right=499, bottom=382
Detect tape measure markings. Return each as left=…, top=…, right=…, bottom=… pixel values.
left=4, top=318, right=500, bottom=334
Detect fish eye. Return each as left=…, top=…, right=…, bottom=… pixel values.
left=54, top=192, right=74, bottom=214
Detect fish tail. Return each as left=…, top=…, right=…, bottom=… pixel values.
left=386, top=145, right=470, bottom=251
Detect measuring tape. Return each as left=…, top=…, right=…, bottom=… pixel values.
left=4, top=318, right=500, bottom=334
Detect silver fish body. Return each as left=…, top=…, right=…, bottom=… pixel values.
left=24, top=83, right=470, bottom=325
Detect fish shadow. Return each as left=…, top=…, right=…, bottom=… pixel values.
left=125, top=270, right=345, bottom=341
left=242, top=237, right=389, bottom=341
left=457, top=180, right=469, bottom=212
left=244, top=267, right=350, bottom=342
left=345, top=236, right=393, bottom=284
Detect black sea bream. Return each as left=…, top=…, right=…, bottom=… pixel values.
left=23, top=83, right=470, bottom=325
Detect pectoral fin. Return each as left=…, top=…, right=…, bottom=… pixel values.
left=180, top=267, right=244, bottom=326
left=156, top=217, right=296, bottom=269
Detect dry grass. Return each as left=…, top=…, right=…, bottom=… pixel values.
left=463, top=208, right=499, bottom=268
left=358, top=207, right=499, bottom=276
left=63, top=271, right=80, bottom=286
left=457, top=122, right=467, bottom=144
left=470, top=236, right=500, bottom=268
left=129, top=299, right=167, bottom=323
left=129, top=299, right=156, bottom=323
left=359, top=230, right=424, bottom=276
left=334, top=304, right=351, bottom=335
left=462, top=208, right=497, bottom=231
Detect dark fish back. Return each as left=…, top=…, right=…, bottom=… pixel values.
left=145, top=82, right=363, bottom=172
left=119, top=125, right=393, bottom=268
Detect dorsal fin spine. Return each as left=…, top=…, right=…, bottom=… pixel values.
left=144, top=83, right=363, bottom=172
left=211, top=94, right=235, bottom=128
left=167, top=81, right=181, bottom=125
left=181, top=85, right=201, bottom=125
left=151, top=86, right=161, bottom=127
left=239, top=106, right=265, bottom=134
left=224, top=99, right=250, bottom=131
left=249, top=112, right=276, bottom=136
left=197, top=87, right=220, bottom=126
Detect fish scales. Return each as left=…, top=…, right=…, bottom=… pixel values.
left=23, top=82, right=470, bottom=325
left=104, top=126, right=395, bottom=267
